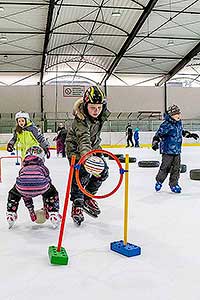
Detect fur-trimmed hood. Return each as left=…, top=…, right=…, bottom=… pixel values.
left=73, top=98, right=85, bottom=120
left=72, top=98, right=110, bottom=122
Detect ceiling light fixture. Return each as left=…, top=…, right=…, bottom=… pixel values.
left=167, top=39, right=174, bottom=46
left=87, top=37, right=94, bottom=44
left=111, top=10, right=121, bottom=17
left=0, top=35, right=8, bottom=42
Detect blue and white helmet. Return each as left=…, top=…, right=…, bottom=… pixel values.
left=25, top=146, right=45, bottom=161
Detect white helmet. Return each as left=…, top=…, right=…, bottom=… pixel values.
left=15, top=111, right=30, bottom=120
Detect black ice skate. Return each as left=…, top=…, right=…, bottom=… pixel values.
left=71, top=204, right=84, bottom=226
left=83, top=198, right=101, bottom=218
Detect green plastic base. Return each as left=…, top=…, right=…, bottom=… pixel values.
left=48, top=245, right=69, bottom=265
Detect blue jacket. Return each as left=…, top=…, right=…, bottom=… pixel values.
left=155, top=114, right=183, bottom=154
left=134, top=131, right=139, bottom=141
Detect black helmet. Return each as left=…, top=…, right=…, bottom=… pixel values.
left=83, top=86, right=105, bottom=105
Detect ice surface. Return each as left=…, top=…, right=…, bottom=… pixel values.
left=1, top=147, right=200, bottom=300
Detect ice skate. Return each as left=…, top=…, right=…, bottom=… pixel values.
left=49, top=212, right=62, bottom=228
left=155, top=182, right=162, bottom=192
left=71, top=204, right=84, bottom=226
left=83, top=198, right=100, bottom=218
left=6, top=212, right=17, bottom=229
left=170, top=185, right=182, bottom=193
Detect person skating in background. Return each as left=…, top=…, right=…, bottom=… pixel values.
left=134, top=127, right=140, bottom=147
left=6, top=146, right=61, bottom=229
left=66, top=85, right=110, bottom=226
left=126, top=123, right=134, bottom=147
left=7, top=111, right=50, bottom=159
left=53, top=123, right=67, bottom=157
left=152, top=104, right=199, bottom=193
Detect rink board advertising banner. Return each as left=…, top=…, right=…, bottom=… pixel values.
left=63, top=86, right=85, bottom=97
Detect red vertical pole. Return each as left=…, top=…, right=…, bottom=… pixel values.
left=57, top=155, right=76, bottom=252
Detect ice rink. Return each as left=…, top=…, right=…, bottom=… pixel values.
left=1, top=146, right=200, bottom=300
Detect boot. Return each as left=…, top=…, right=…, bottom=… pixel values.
left=83, top=198, right=100, bottom=217
left=155, top=182, right=162, bottom=192
left=49, top=212, right=62, bottom=228
left=170, top=184, right=182, bottom=193
left=71, top=204, right=84, bottom=226
left=6, top=212, right=17, bottom=229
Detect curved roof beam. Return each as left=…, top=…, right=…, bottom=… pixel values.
left=46, top=59, right=107, bottom=72
left=156, top=40, right=200, bottom=86
left=44, top=74, right=98, bottom=85
left=52, top=20, right=129, bottom=35
left=48, top=42, right=117, bottom=56
left=100, top=0, right=159, bottom=84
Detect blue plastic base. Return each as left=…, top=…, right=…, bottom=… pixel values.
left=11, top=152, right=15, bottom=155
left=16, top=162, right=20, bottom=165
left=110, top=240, right=141, bottom=257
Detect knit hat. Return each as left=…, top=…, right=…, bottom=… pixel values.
left=25, top=146, right=45, bottom=161
left=167, top=104, right=181, bottom=116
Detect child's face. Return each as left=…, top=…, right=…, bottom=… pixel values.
left=17, top=117, right=26, bottom=127
left=87, top=103, right=103, bottom=118
left=171, top=113, right=181, bottom=121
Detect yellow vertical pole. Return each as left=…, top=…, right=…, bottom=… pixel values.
left=124, top=154, right=129, bottom=245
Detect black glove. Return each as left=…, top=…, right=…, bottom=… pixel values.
left=191, top=133, right=199, bottom=140
left=152, top=136, right=160, bottom=151
left=44, top=148, right=51, bottom=159
left=7, top=143, right=14, bottom=152
left=183, top=130, right=199, bottom=140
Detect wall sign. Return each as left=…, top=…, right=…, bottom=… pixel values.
left=63, top=86, right=85, bottom=97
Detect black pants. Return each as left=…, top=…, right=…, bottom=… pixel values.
left=70, top=158, right=109, bottom=207
left=127, top=135, right=134, bottom=147
left=7, top=183, right=59, bottom=213
left=156, top=154, right=181, bottom=187
left=134, top=139, right=139, bottom=147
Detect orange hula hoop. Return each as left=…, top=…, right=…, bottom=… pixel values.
left=75, top=149, right=125, bottom=199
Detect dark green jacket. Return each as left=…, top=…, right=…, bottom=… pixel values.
left=66, top=99, right=110, bottom=160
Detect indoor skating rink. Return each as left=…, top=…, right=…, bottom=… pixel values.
left=1, top=146, right=200, bottom=300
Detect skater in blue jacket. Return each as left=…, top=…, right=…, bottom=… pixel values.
left=152, top=104, right=199, bottom=193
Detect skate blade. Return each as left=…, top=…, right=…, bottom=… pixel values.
left=73, top=219, right=82, bottom=226
left=8, top=223, right=14, bottom=229
left=82, top=207, right=98, bottom=218
left=51, top=222, right=60, bottom=229
left=72, top=217, right=83, bottom=226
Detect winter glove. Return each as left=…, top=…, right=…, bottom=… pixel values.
left=183, top=130, right=199, bottom=140
left=190, top=133, right=199, bottom=140
left=152, top=136, right=160, bottom=151
left=7, top=143, right=14, bottom=152
left=44, top=148, right=51, bottom=159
